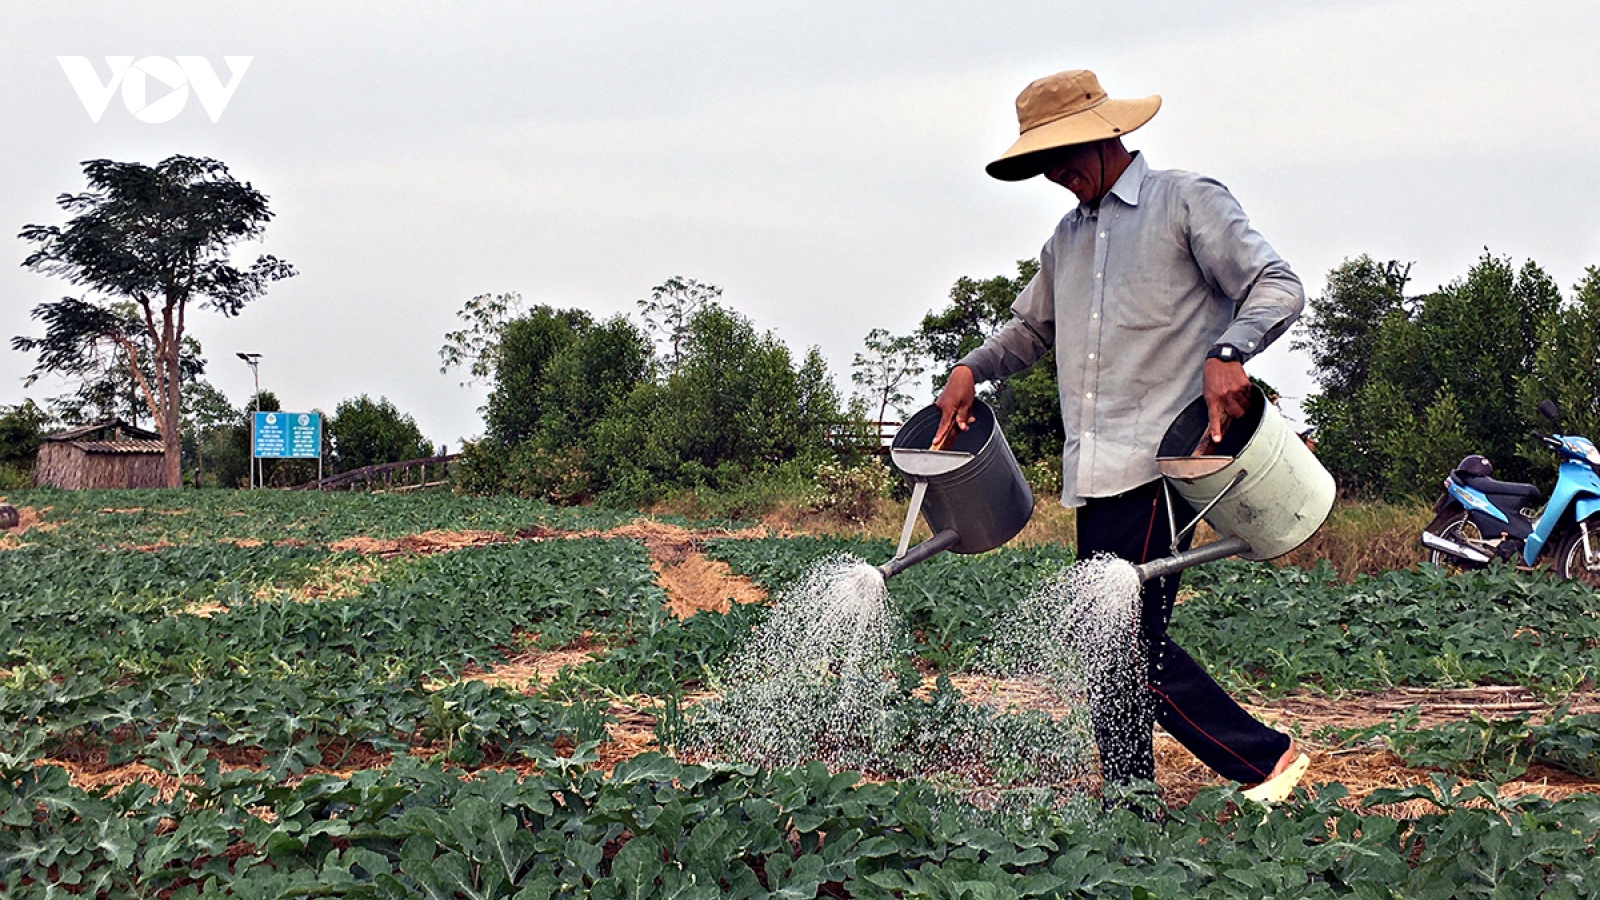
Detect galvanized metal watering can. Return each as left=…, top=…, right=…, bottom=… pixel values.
left=1133, top=385, right=1336, bottom=582
left=877, top=400, right=1034, bottom=579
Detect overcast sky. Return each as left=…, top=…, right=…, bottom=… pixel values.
left=3, top=0, right=1598, bottom=445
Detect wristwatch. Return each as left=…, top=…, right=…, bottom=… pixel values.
left=1206, top=343, right=1246, bottom=364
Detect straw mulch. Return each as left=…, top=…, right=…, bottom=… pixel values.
left=459, top=640, right=604, bottom=693
left=328, top=529, right=511, bottom=557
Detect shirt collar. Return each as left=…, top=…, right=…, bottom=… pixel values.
left=1073, top=151, right=1148, bottom=218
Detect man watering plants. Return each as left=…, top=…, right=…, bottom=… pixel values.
left=932, top=69, right=1311, bottom=802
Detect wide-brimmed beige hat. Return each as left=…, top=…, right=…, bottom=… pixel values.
left=987, top=70, right=1161, bottom=181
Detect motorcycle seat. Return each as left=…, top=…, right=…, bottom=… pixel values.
left=1458, top=473, right=1541, bottom=504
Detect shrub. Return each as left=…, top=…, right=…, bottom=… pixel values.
left=328, top=395, right=432, bottom=473
left=507, top=444, right=594, bottom=505
left=465, top=298, right=861, bottom=506
left=0, top=462, right=32, bottom=489
left=808, top=460, right=894, bottom=524
left=1023, top=457, right=1062, bottom=499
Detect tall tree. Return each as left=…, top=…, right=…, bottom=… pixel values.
left=1304, top=253, right=1561, bottom=498
left=1526, top=267, right=1600, bottom=473
left=13, top=299, right=203, bottom=427
left=483, top=306, right=594, bottom=445
left=438, top=291, right=524, bottom=385
left=1413, top=254, right=1558, bottom=483
left=851, top=328, right=925, bottom=424
left=916, top=260, right=1063, bottom=464
left=1292, top=256, right=1412, bottom=401
left=180, top=380, right=238, bottom=485
left=636, top=276, right=721, bottom=375
left=918, top=261, right=1038, bottom=371
left=17, top=156, right=295, bottom=486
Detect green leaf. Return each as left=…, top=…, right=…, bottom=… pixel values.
left=611, top=753, right=682, bottom=785
left=611, top=835, right=664, bottom=899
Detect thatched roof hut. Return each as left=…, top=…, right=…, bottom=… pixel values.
left=34, top=420, right=166, bottom=489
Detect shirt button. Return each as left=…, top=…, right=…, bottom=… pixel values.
left=1083, top=430, right=1093, bottom=437
left=1091, top=313, right=1099, bottom=319
left=1098, top=231, right=1106, bottom=238
left=1087, top=353, right=1096, bottom=360
left=1095, top=272, right=1102, bottom=279
left=1086, top=392, right=1094, bottom=399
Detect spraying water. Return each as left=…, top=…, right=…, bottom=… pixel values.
left=688, top=555, right=902, bottom=770
left=688, top=552, right=1148, bottom=808
left=978, top=554, right=1148, bottom=780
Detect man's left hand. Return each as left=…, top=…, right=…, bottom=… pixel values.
left=1202, top=358, right=1251, bottom=450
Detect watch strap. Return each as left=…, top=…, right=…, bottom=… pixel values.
left=1206, top=343, right=1246, bottom=363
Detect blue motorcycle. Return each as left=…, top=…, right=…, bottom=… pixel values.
left=1422, top=401, right=1600, bottom=585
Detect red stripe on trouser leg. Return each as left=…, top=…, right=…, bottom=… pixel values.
left=1146, top=684, right=1270, bottom=781
left=1079, top=479, right=1290, bottom=785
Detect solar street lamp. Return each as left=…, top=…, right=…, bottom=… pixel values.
left=237, top=353, right=262, bottom=488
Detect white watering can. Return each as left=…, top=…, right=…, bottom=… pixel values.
left=1133, top=385, right=1336, bottom=582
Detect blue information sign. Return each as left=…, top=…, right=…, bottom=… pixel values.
left=253, top=411, right=322, bottom=459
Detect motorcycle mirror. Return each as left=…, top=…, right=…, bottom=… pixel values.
left=1538, top=399, right=1561, bottom=421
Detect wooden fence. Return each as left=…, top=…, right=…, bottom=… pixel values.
left=293, top=453, right=460, bottom=492
left=824, top=421, right=902, bottom=455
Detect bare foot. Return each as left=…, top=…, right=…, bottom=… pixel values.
left=1263, top=741, right=1301, bottom=782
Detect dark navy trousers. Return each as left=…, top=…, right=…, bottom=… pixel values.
left=1077, top=479, right=1290, bottom=785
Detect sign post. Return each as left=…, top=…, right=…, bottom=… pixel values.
left=253, top=412, right=324, bottom=484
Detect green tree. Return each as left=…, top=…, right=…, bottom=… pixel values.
left=1414, top=255, right=1558, bottom=483
left=919, top=261, right=1038, bottom=370
left=851, top=328, right=925, bottom=424
left=457, top=308, right=652, bottom=503
left=1408, top=390, right=1474, bottom=494
left=528, top=316, right=652, bottom=452
left=0, top=400, right=54, bottom=470
left=438, top=291, right=524, bottom=385
left=458, top=286, right=851, bottom=506
left=663, top=304, right=811, bottom=470
left=636, top=276, right=722, bottom=375
left=589, top=304, right=848, bottom=503
left=1293, top=256, right=1412, bottom=401
left=328, top=395, right=433, bottom=473
left=1304, top=253, right=1560, bottom=498
left=197, top=423, right=250, bottom=488
left=483, top=306, right=592, bottom=446
left=1525, top=267, right=1600, bottom=472
left=180, top=380, right=239, bottom=486
left=13, top=300, right=207, bottom=428
left=17, top=156, right=294, bottom=486
left=916, top=260, right=1063, bottom=465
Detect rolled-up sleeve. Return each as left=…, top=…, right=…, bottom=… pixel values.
left=1184, top=178, right=1305, bottom=357
left=957, top=240, right=1057, bottom=382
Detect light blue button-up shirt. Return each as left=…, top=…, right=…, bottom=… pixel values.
left=958, top=153, right=1305, bottom=507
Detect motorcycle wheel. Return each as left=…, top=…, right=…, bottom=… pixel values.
left=1554, top=528, right=1600, bottom=589
left=1425, top=510, right=1487, bottom=572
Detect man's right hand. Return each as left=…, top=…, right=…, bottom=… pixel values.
left=932, top=366, right=976, bottom=449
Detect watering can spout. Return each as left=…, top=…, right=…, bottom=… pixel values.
left=878, top=529, right=961, bottom=580
left=1131, top=535, right=1252, bottom=583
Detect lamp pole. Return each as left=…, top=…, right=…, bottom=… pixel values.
left=237, top=353, right=262, bottom=489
